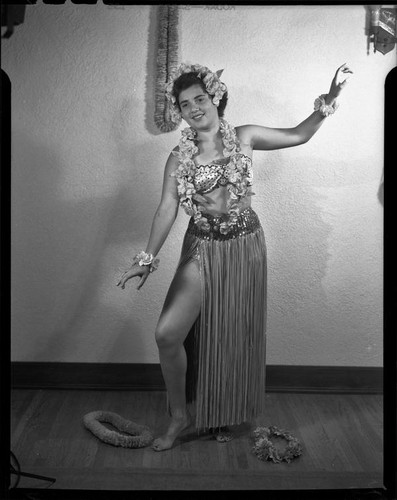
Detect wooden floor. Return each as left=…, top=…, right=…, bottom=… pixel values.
left=10, top=389, right=383, bottom=491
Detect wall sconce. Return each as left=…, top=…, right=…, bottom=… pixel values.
left=368, top=5, right=397, bottom=54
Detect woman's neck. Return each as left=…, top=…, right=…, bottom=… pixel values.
left=194, top=118, right=221, bottom=144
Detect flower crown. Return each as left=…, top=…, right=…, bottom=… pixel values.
left=164, top=63, right=228, bottom=124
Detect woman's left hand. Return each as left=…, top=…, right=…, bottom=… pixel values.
left=328, top=63, right=353, bottom=99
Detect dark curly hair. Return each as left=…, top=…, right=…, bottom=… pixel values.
left=171, top=72, right=228, bottom=118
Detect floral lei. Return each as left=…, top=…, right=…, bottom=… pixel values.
left=171, top=118, right=254, bottom=235
left=252, top=425, right=303, bottom=464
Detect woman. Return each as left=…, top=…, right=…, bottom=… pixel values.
left=117, top=62, right=352, bottom=451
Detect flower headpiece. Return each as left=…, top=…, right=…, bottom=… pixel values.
left=164, top=63, right=228, bottom=124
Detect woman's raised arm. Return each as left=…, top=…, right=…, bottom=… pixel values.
left=236, top=63, right=353, bottom=151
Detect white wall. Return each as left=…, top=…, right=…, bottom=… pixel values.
left=3, top=4, right=393, bottom=365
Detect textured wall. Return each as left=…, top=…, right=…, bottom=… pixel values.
left=4, top=4, right=392, bottom=365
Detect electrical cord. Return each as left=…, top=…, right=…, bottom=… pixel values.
left=9, top=450, right=56, bottom=491
left=10, top=450, right=21, bottom=489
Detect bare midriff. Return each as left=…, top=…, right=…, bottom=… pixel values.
left=193, top=185, right=252, bottom=217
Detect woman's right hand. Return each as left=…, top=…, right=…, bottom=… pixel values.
left=328, top=63, right=353, bottom=99
left=116, top=263, right=150, bottom=290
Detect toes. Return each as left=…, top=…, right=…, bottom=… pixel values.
left=215, top=431, right=234, bottom=442
left=152, top=439, right=170, bottom=451
left=216, top=434, right=233, bottom=443
left=152, top=443, right=170, bottom=452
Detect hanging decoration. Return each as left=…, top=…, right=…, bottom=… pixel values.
left=154, top=5, right=181, bottom=132
left=368, top=6, right=397, bottom=54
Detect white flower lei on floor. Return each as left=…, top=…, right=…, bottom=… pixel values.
left=83, top=411, right=153, bottom=448
left=171, top=118, right=254, bottom=234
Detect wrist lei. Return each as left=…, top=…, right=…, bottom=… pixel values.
left=314, top=94, right=339, bottom=117
left=252, top=425, right=303, bottom=463
left=133, top=251, right=160, bottom=273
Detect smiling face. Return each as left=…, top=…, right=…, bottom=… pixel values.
left=178, top=84, right=219, bottom=129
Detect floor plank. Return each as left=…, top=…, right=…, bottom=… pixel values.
left=9, top=390, right=383, bottom=491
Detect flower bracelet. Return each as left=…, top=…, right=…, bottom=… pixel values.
left=313, top=94, right=339, bottom=117
left=133, top=251, right=160, bottom=273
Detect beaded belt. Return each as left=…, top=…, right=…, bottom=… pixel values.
left=186, top=206, right=261, bottom=241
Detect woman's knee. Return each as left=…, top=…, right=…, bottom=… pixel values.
left=155, top=322, right=180, bottom=350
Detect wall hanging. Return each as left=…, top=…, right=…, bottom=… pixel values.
left=154, top=5, right=181, bottom=133
left=368, top=5, right=397, bottom=54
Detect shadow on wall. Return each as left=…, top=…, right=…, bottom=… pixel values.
left=377, top=170, right=383, bottom=206
left=11, top=129, right=159, bottom=362
left=255, top=145, right=382, bottom=364
left=256, top=152, right=333, bottom=361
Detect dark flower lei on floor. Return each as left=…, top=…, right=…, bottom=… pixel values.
left=252, top=425, right=303, bottom=463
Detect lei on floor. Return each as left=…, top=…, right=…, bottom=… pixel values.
left=83, top=410, right=303, bottom=463
left=252, top=425, right=303, bottom=463
left=83, top=411, right=153, bottom=448
left=171, top=118, right=254, bottom=235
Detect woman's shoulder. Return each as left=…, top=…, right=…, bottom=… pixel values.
left=235, top=124, right=254, bottom=151
left=164, top=147, right=179, bottom=171
left=169, top=145, right=180, bottom=161
left=234, top=124, right=254, bottom=137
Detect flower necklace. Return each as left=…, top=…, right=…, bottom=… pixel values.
left=171, top=118, right=253, bottom=235
left=252, top=425, right=303, bottom=463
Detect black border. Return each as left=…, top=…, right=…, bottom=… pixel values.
left=1, top=2, right=396, bottom=499
left=1, top=69, right=12, bottom=500
left=383, top=65, right=397, bottom=500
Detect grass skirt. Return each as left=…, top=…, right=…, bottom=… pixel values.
left=177, top=207, right=267, bottom=430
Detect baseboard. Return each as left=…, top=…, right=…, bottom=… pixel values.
left=10, top=362, right=383, bottom=394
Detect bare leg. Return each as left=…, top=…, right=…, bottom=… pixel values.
left=152, top=259, right=201, bottom=451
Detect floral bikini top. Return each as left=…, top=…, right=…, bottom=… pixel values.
left=171, top=119, right=254, bottom=235
left=195, top=156, right=253, bottom=195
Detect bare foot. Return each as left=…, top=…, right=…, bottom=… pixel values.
left=152, top=413, right=192, bottom=451
left=210, top=426, right=234, bottom=442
